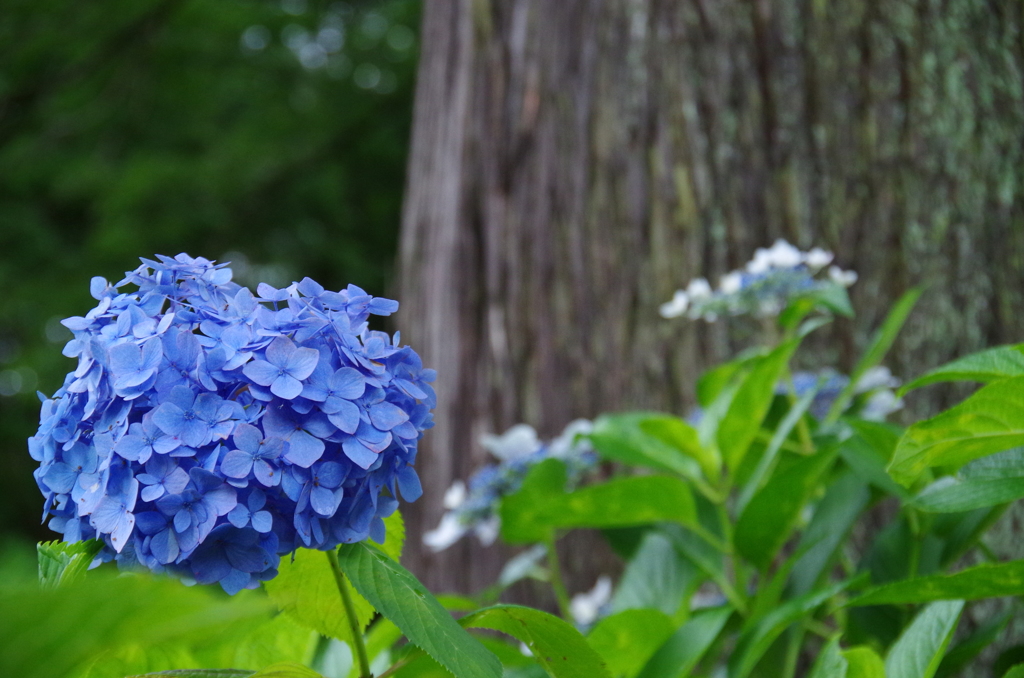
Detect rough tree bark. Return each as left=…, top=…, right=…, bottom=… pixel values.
left=395, top=0, right=1024, bottom=604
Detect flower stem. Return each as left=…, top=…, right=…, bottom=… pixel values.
left=326, top=548, right=372, bottom=678
left=544, top=534, right=573, bottom=621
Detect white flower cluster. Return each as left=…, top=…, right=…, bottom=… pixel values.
left=660, top=239, right=858, bottom=321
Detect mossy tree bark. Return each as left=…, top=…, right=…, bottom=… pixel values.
left=396, top=0, right=1024, bottom=598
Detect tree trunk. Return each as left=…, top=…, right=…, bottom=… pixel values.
left=396, top=0, right=1024, bottom=601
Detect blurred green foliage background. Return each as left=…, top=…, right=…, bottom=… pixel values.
left=0, top=0, right=419, bottom=543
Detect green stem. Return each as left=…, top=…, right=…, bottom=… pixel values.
left=978, top=539, right=999, bottom=563
left=781, top=627, right=804, bottom=678
left=906, top=509, right=922, bottom=579
left=714, top=502, right=749, bottom=616
left=544, top=534, right=573, bottom=621
left=326, top=549, right=372, bottom=678
left=781, top=367, right=814, bottom=454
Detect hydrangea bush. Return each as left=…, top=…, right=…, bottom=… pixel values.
left=30, top=254, right=435, bottom=593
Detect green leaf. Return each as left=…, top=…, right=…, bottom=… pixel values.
left=807, top=636, right=847, bottom=678
left=611, top=531, right=699, bottom=620
left=336, top=542, right=502, bottom=678
left=789, top=472, right=871, bottom=596
left=36, top=539, right=103, bottom=588
left=736, top=381, right=821, bottom=514
left=961, top=447, right=1024, bottom=479
left=913, top=475, right=1024, bottom=512
left=826, top=288, right=921, bottom=423
left=729, top=579, right=854, bottom=678
left=696, top=350, right=764, bottom=407
left=659, top=525, right=736, bottom=608
left=1005, top=664, right=1024, bottom=678
left=127, top=672, right=255, bottom=677
left=718, top=338, right=801, bottom=470
left=807, top=282, right=855, bottom=318
left=901, top=344, right=1024, bottom=394
left=252, top=664, right=326, bottom=678
left=636, top=606, right=732, bottom=678
left=264, top=512, right=405, bottom=643
left=500, top=459, right=696, bottom=543
left=888, top=376, right=1024, bottom=486
left=460, top=604, right=611, bottom=678
left=839, top=428, right=910, bottom=499
left=850, top=559, right=1024, bottom=606
left=586, top=610, right=675, bottom=678
left=734, top=446, right=838, bottom=571
left=638, top=415, right=721, bottom=483
left=843, top=647, right=886, bottom=678
left=884, top=600, right=964, bottom=678
left=0, top=570, right=272, bottom=678
left=590, top=413, right=705, bottom=480
left=230, top=613, right=318, bottom=670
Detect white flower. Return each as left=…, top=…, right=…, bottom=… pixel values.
left=746, top=248, right=773, bottom=275
left=860, top=390, right=903, bottom=421
left=659, top=290, right=689, bottom=319
left=720, top=271, right=743, bottom=294
left=686, top=277, right=713, bottom=299
left=570, top=576, right=612, bottom=626
left=442, top=480, right=467, bottom=510
left=497, top=544, right=548, bottom=587
left=473, top=515, right=501, bottom=546
left=481, top=424, right=541, bottom=462
left=765, top=239, right=803, bottom=268
left=855, top=366, right=900, bottom=393
left=548, top=419, right=594, bottom=459
left=828, top=265, right=858, bottom=287
left=804, top=247, right=834, bottom=271
left=423, top=513, right=467, bottom=552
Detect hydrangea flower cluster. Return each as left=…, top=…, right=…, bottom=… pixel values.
left=30, top=254, right=435, bottom=593
left=782, top=365, right=903, bottom=421
left=423, top=420, right=595, bottom=551
left=686, top=366, right=902, bottom=428
left=659, top=239, right=858, bottom=321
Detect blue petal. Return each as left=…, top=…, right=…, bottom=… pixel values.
left=232, top=423, right=262, bottom=454
left=310, top=486, right=340, bottom=516
left=282, top=430, right=325, bottom=468
left=368, top=402, right=409, bottom=431
left=369, top=515, right=386, bottom=544
left=253, top=459, right=281, bottom=487
left=396, top=466, right=423, bottom=502
left=342, top=438, right=378, bottom=469
left=150, top=528, right=179, bottom=564
left=221, top=450, right=253, bottom=479
left=152, top=402, right=186, bottom=437
left=265, top=336, right=297, bottom=368
left=114, top=435, right=147, bottom=462
left=270, top=374, right=303, bottom=400
left=327, top=400, right=360, bottom=434
left=220, top=569, right=252, bottom=595
left=331, top=368, right=365, bottom=400
left=242, top=359, right=280, bottom=387
left=285, top=347, right=319, bottom=381
left=227, top=504, right=251, bottom=528
left=251, top=510, right=273, bottom=533
left=315, top=461, right=345, bottom=488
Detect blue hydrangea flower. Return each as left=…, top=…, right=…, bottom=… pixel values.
left=31, top=254, right=434, bottom=593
